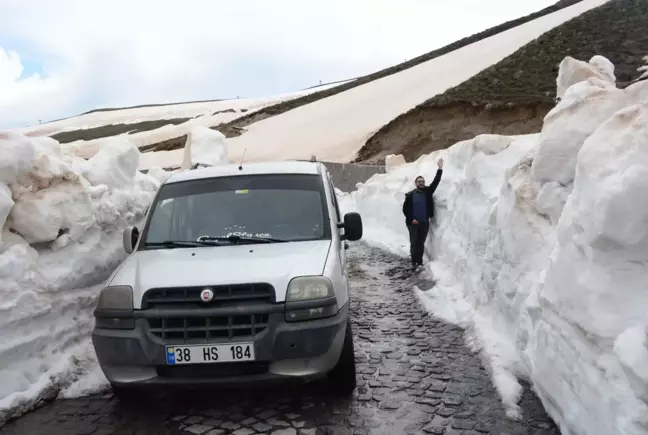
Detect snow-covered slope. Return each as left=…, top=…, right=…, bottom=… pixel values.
left=222, top=0, right=608, bottom=164
left=338, top=57, right=648, bottom=435
left=17, top=81, right=350, bottom=138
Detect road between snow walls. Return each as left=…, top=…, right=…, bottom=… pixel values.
left=338, top=56, right=648, bottom=435
left=0, top=54, right=646, bottom=435
left=2, top=244, right=560, bottom=435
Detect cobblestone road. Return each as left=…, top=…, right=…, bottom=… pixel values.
left=1, top=244, right=559, bottom=435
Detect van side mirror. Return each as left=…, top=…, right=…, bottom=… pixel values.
left=339, top=212, right=363, bottom=241
left=123, top=226, right=140, bottom=254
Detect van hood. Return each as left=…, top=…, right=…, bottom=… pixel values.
left=110, top=240, right=332, bottom=307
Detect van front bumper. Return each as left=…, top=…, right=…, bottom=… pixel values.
left=92, top=303, right=349, bottom=388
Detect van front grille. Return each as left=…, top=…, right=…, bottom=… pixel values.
left=147, top=314, right=270, bottom=342
left=141, top=284, right=275, bottom=310
left=141, top=284, right=275, bottom=344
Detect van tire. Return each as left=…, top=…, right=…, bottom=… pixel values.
left=326, top=320, right=356, bottom=395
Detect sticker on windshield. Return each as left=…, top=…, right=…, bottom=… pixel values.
left=235, top=189, right=249, bottom=194
left=226, top=231, right=272, bottom=238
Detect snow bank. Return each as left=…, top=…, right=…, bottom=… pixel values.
left=636, top=55, right=648, bottom=82
left=340, top=57, right=648, bottom=435
left=556, top=55, right=616, bottom=99
left=180, top=126, right=229, bottom=169
left=146, top=166, right=175, bottom=184
left=385, top=154, right=406, bottom=172
left=0, top=133, right=160, bottom=425
left=136, top=125, right=230, bottom=171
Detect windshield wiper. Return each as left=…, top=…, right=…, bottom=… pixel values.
left=197, top=235, right=288, bottom=244
left=145, top=240, right=219, bottom=248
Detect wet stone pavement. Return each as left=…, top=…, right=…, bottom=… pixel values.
left=1, top=244, right=560, bottom=435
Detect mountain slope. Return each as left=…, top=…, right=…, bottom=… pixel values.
left=355, top=0, right=646, bottom=163
left=215, top=0, right=583, bottom=136
left=34, top=0, right=584, bottom=161
left=211, top=0, right=606, bottom=166
left=129, top=0, right=606, bottom=170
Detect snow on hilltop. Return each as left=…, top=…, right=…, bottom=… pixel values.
left=338, top=56, right=648, bottom=435
left=16, top=81, right=351, bottom=138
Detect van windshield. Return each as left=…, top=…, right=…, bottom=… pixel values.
left=142, top=173, right=330, bottom=247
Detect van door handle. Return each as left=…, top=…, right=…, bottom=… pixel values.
left=344, top=243, right=349, bottom=250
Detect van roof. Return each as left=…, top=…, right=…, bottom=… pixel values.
left=164, top=161, right=323, bottom=184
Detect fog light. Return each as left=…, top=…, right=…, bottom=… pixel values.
left=285, top=304, right=338, bottom=322
left=95, top=317, right=135, bottom=330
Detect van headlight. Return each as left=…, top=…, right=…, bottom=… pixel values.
left=285, top=277, right=338, bottom=322
left=93, top=286, right=135, bottom=330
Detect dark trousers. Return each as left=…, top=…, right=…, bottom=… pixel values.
left=407, top=222, right=430, bottom=265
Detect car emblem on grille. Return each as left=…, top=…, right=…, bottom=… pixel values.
left=200, top=288, right=214, bottom=302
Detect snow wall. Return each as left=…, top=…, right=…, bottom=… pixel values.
left=0, top=132, right=159, bottom=424
left=0, top=125, right=232, bottom=425
left=338, top=56, right=648, bottom=435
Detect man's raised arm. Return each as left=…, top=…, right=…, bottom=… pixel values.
left=428, top=158, right=444, bottom=193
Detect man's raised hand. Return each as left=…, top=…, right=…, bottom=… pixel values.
left=437, top=158, right=444, bottom=169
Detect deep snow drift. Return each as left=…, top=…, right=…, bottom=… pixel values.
left=138, top=124, right=229, bottom=170
left=0, top=132, right=164, bottom=424
left=338, top=56, right=648, bottom=435
left=0, top=124, right=230, bottom=424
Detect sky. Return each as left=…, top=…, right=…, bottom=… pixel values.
left=0, top=0, right=559, bottom=130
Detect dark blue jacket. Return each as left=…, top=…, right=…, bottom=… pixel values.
left=402, top=169, right=442, bottom=225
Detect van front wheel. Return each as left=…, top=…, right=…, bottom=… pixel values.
left=326, top=320, right=356, bottom=395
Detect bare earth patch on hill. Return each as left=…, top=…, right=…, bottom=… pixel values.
left=355, top=0, right=647, bottom=163
left=49, top=118, right=192, bottom=144
left=359, top=103, right=554, bottom=164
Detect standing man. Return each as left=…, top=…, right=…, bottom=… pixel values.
left=402, top=158, right=444, bottom=271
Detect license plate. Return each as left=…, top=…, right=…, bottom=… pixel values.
left=165, top=343, right=255, bottom=365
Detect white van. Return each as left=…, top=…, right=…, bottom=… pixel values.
left=91, top=161, right=363, bottom=398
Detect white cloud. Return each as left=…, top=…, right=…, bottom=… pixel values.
left=0, top=48, right=70, bottom=124
left=0, top=0, right=558, bottom=129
